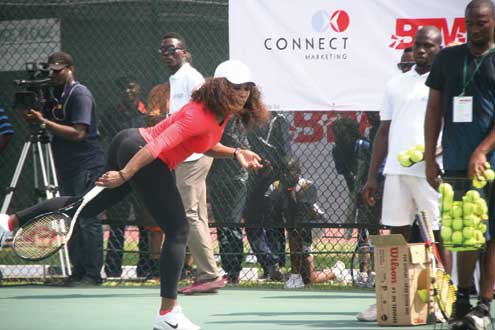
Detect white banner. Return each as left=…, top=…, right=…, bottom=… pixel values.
left=229, top=0, right=466, bottom=111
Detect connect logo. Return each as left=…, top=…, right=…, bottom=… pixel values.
left=330, top=10, right=350, bottom=32
left=311, top=9, right=350, bottom=33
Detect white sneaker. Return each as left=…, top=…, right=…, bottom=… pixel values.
left=353, top=271, right=368, bottom=287
left=284, top=274, right=304, bottom=289
left=356, top=303, right=377, bottom=322
left=0, top=214, right=11, bottom=251
left=366, top=271, right=376, bottom=288
left=152, top=306, right=201, bottom=330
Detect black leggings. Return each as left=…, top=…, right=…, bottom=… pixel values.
left=16, top=128, right=189, bottom=299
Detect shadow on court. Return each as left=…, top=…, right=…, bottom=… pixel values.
left=0, top=287, right=439, bottom=330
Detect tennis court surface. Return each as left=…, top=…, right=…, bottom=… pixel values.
left=0, top=287, right=444, bottom=330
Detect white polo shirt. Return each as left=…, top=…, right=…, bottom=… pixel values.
left=381, top=66, right=440, bottom=177
left=169, top=63, right=205, bottom=162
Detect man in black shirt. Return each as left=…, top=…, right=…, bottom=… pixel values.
left=425, top=1, right=495, bottom=329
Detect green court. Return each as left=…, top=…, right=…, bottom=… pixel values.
left=0, top=287, right=440, bottom=330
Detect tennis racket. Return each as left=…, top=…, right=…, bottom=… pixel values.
left=12, top=186, right=105, bottom=261
left=417, top=210, right=457, bottom=322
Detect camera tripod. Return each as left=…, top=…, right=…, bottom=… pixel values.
left=2, top=125, right=72, bottom=277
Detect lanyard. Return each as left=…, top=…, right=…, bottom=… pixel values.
left=59, top=81, right=78, bottom=105
left=462, top=49, right=494, bottom=95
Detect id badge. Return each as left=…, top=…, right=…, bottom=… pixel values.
left=453, top=96, right=473, bottom=123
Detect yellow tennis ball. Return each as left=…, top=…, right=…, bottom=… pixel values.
left=483, top=169, right=495, bottom=182
left=417, top=289, right=429, bottom=303
left=452, top=231, right=463, bottom=245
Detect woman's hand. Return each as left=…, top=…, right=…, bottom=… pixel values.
left=96, top=170, right=127, bottom=189
left=235, top=149, right=263, bottom=169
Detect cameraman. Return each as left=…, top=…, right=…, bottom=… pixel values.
left=23, top=51, right=105, bottom=286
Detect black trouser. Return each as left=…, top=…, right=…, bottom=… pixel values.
left=16, top=128, right=189, bottom=299
left=244, top=173, right=281, bottom=273
left=209, top=176, right=246, bottom=280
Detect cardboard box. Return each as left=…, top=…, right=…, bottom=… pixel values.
left=370, top=234, right=431, bottom=326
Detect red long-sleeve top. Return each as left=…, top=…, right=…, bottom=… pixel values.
left=139, top=101, right=230, bottom=170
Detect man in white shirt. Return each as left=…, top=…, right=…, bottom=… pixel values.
left=159, top=32, right=224, bottom=293
left=357, top=26, right=443, bottom=322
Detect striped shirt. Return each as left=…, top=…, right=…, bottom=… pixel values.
left=0, top=108, right=14, bottom=136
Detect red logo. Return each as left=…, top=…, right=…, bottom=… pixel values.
left=390, top=17, right=466, bottom=49
left=330, top=10, right=350, bottom=32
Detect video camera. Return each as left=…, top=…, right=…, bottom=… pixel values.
left=13, top=62, right=54, bottom=111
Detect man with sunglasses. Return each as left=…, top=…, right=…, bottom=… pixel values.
left=23, top=51, right=105, bottom=286
left=159, top=32, right=225, bottom=294
left=397, top=47, right=415, bottom=73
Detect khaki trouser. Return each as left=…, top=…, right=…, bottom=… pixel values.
left=175, top=155, right=218, bottom=281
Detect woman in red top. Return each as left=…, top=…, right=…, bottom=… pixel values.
left=1, top=60, right=269, bottom=330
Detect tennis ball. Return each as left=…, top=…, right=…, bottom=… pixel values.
left=441, top=199, right=453, bottom=213
left=441, top=227, right=453, bottom=241
left=451, top=204, right=463, bottom=219
left=479, top=223, right=487, bottom=233
left=472, top=215, right=481, bottom=227
left=464, top=190, right=481, bottom=203
left=463, top=202, right=475, bottom=217
left=409, top=150, right=424, bottom=163
left=474, top=199, right=488, bottom=216
left=442, top=214, right=453, bottom=228
left=463, top=215, right=475, bottom=227
left=463, top=227, right=474, bottom=239
left=438, top=183, right=454, bottom=195
left=473, top=177, right=487, bottom=189
left=483, top=169, right=495, bottom=182
left=452, top=218, right=463, bottom=231
left=485, top=162, right=491, bottom=169
left=464, top=238, right=477, bottom=246
left=417, top=289, right=429, bottom=303
left=475, top=230, right=486, bottom=245
left=452, top=231, right=463, bottom=245
left=398, top=152, right=412, bottom=167
left=415, top=144, right=425, bottom=152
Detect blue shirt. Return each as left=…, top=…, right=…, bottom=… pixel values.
left=46, top=83, right=104, bottom=178
left=426, top=44, right=495, bottom=171
left=0, top=107, right=14, bottom=136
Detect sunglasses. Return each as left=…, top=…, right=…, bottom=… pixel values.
left=397, top=61, right=415, bottom=71
left=158, top=46, right=183, bottom=56
left=230, top=83, right=253, bottom=92
left=50, top=67, right=66, bottom=74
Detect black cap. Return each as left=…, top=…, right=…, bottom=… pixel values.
left=48, top=51, right=74, bottom=70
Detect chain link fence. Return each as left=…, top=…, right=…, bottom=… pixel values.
left=0, top=0, right=384, bottom=288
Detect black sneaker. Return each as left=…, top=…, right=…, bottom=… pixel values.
left=463, top=303, right=492, bottom=330
left=269, top=264, right=283, bottom=281
left=448, top=299, right=473, bottom=330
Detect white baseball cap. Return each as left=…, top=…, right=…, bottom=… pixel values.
left=214, top=59, right=254, bottom=85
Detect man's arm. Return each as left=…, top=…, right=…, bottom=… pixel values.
left=362, top=120, right=390, bottom=206
left=24, top=109, right=87, bottom=141
left=424, top=88, right=443, bottom=187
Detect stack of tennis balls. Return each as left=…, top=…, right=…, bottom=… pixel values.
left=398, top=144, right=424, bottom=167
left=472, top=162, right=495, bottom=189
left=439, top=182, right=488, bottom=250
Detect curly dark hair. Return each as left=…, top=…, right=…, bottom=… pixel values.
left=191, top=78, right=269, bottom=128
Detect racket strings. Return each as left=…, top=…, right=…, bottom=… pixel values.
left=433, top=269, right=457, bottom=318
left=13, top=213, right=71, bottom=260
